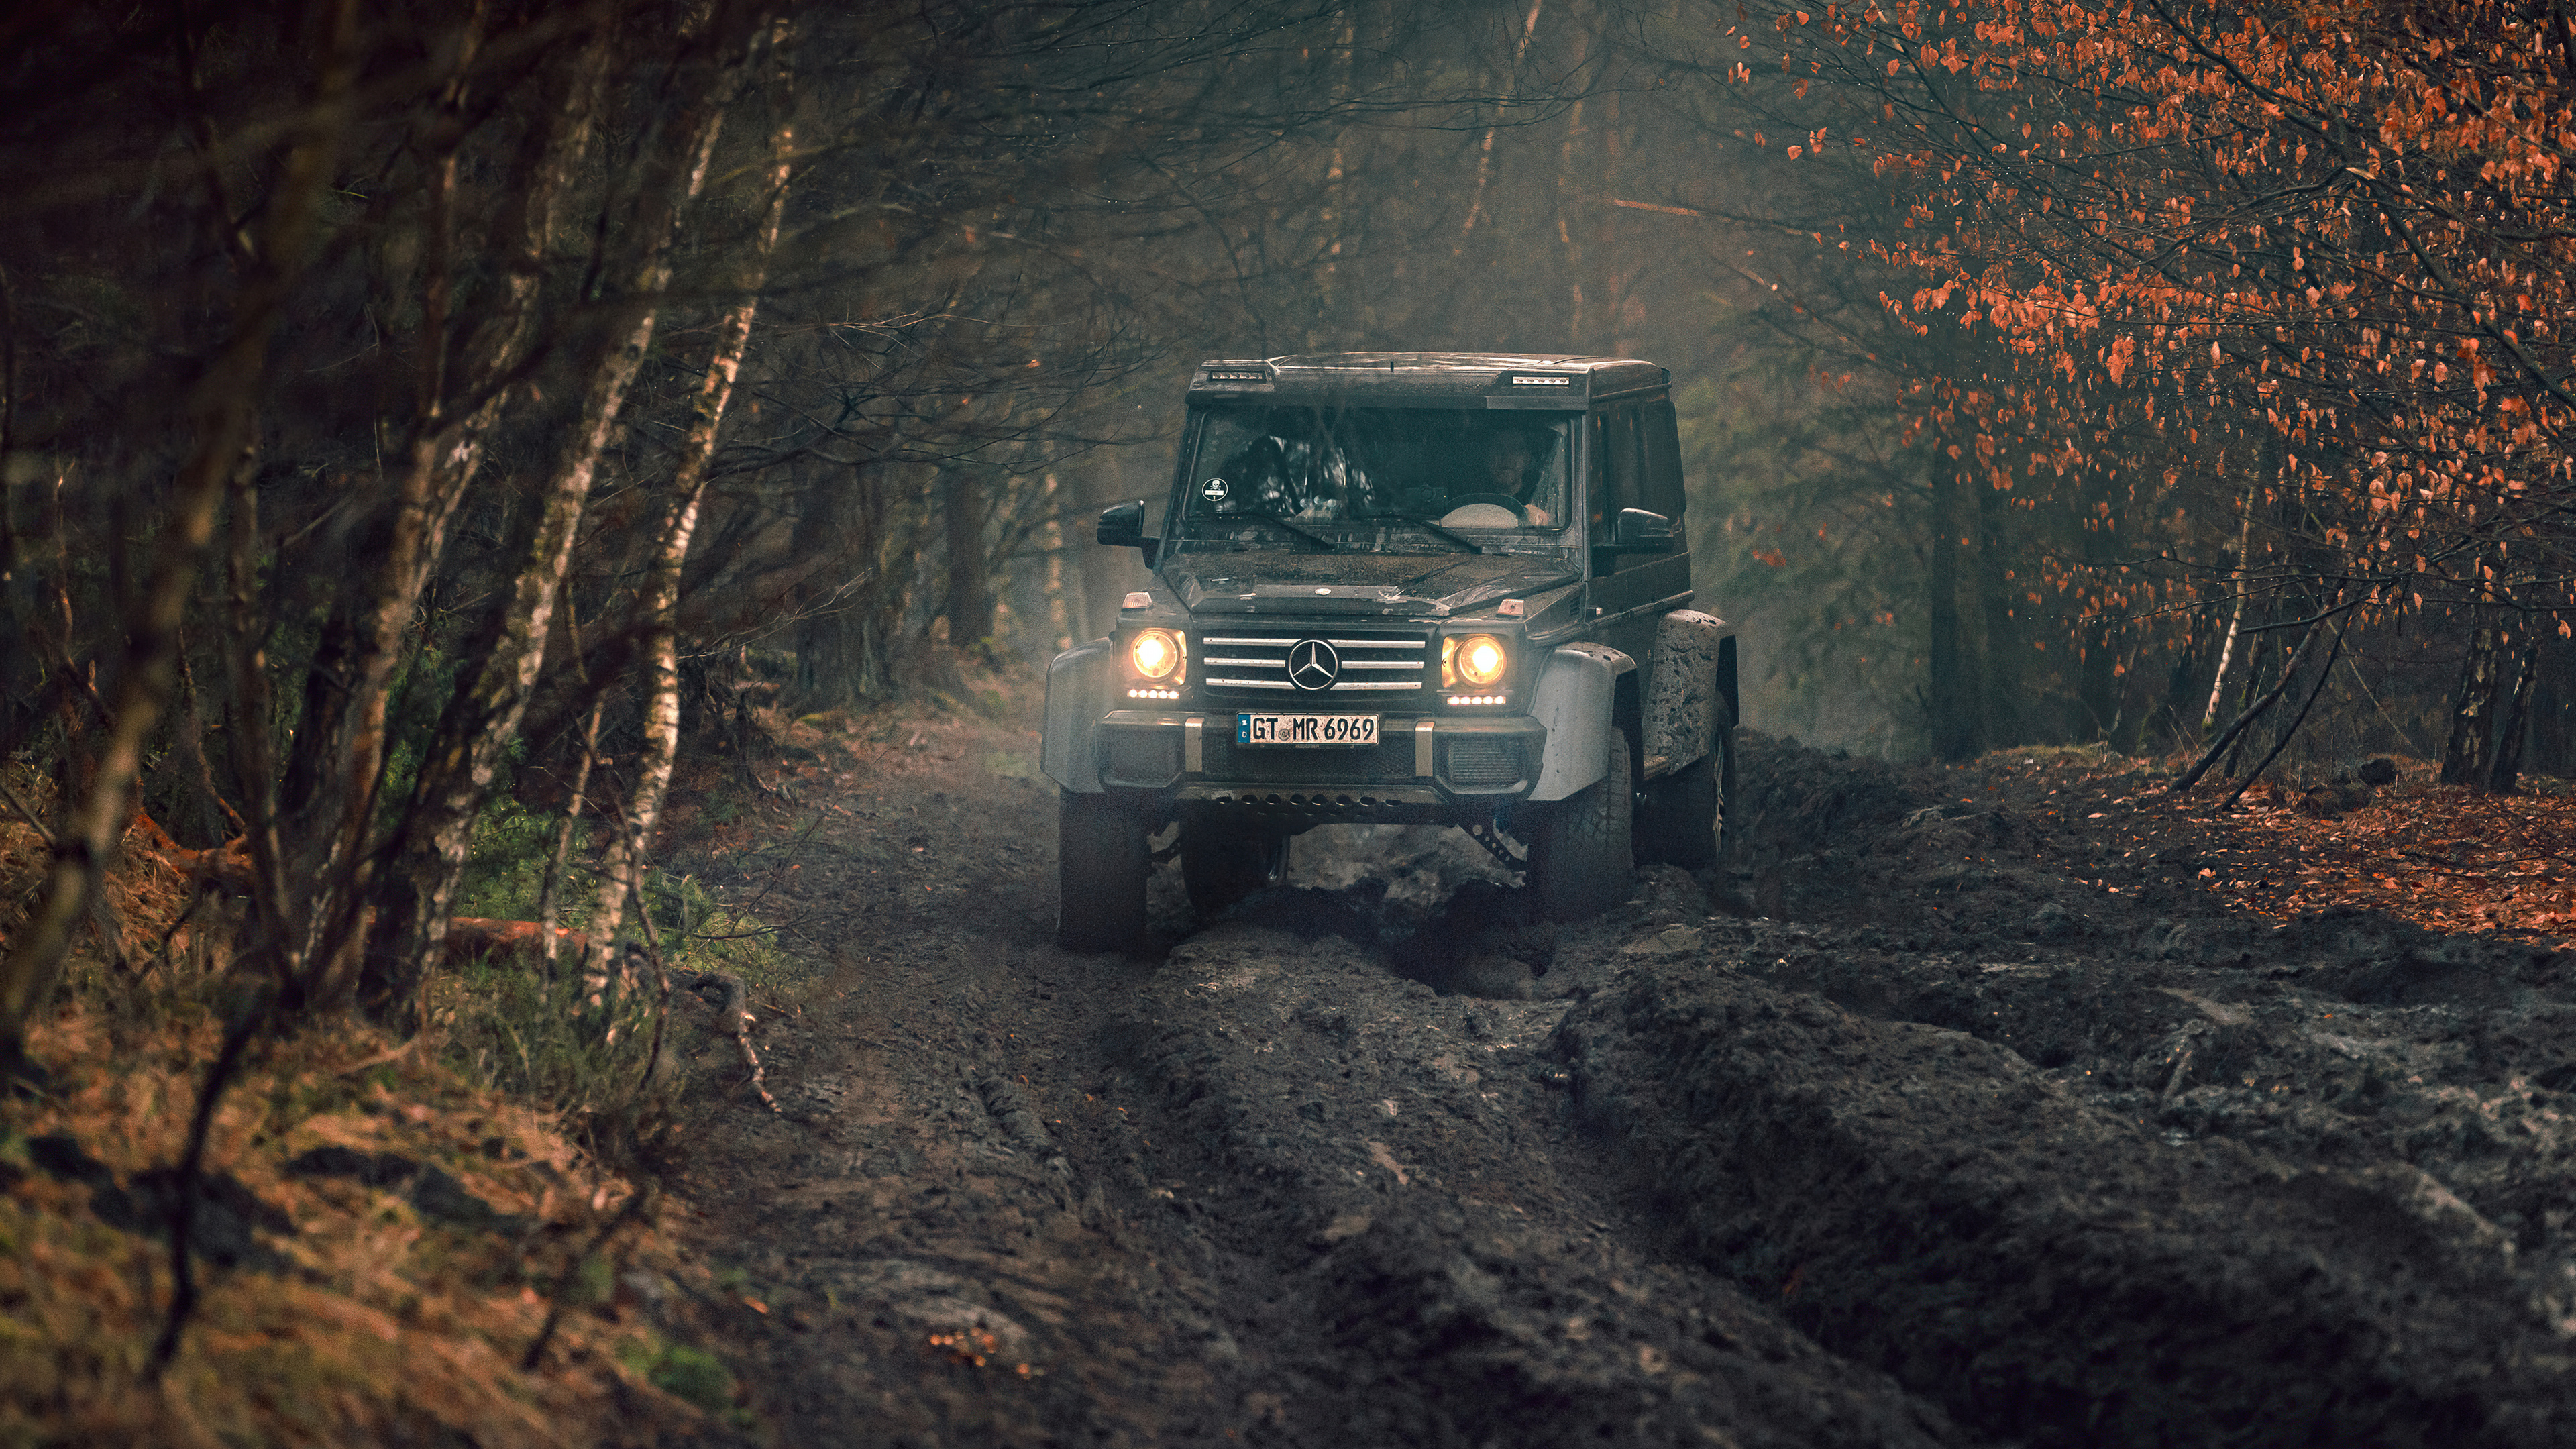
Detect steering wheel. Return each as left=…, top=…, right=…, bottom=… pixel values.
left=1436, top=492, right=1528, bottom=528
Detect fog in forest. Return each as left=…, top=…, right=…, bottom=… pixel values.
left=9, top=4, right=2576, bottom=1438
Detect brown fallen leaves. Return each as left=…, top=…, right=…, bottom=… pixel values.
left=0, top=1004, right=729, bottom=1448
left=2129, top=759, right=2575, bottom=943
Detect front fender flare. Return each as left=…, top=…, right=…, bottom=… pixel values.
left=1642, top=610, right=1733, bottom=776
left=1041, top=639, right=1116, bottom=792
left=1528, top=643, right=1634, bottom=801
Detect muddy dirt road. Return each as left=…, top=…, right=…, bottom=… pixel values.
left=653, top=727, right=2576, bottom=1448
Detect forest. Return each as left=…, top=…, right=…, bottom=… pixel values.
left=3, top=0, right=2575, bottom=1438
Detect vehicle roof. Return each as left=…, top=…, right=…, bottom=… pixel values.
left=1188, top=352, right=1668, bottom=406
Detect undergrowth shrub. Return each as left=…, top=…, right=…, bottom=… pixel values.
left=436, top=801, right=806, bottom=1155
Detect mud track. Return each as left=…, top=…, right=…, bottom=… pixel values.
left=658, top=734, right=2576, bottom=1447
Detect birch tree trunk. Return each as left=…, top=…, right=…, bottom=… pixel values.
left=0, top=0, right=356, bottom=1080
left=584, top=27, right=795, bottom=1006
left=279, top=25, right=608, bottom=1007
left=2200, top=474, right=2259, bottom=730
left=361, top=3, right=763, bottom=1024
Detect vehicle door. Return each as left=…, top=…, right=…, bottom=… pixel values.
left=1583, top=396, right=1691, bottom=673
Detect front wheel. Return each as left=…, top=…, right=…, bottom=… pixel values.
left=1523, top=727, right=1635, bottom=922
left=1057, top=788, right=1148, bottom=951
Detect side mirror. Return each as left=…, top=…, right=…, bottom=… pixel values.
left=1605, top=507, right=1676, bottom=553
left=1097, top=500, right=1158, bottom=563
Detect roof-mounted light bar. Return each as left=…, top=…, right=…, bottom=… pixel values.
left=1204, top=368, right=1268, bottom=382
left=1507, top=374, right=1574, bottom=387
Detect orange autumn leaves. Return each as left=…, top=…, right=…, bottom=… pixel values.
left=2154, top=771, right=2576, bottom=942
left=1762, top=0, right=2576, bottom=627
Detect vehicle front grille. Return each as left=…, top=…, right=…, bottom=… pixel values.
left=1199, top=733, right=1419, bottom=783
left=1198, top=628, right=1430, bottom=700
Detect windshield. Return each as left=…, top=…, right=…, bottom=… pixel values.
left=1181, top=406, right=1572, bottom=533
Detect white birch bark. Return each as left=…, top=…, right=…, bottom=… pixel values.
left=364, top=6, right=761, bottom=1022
left=587, top=25, right=796, bottom=1012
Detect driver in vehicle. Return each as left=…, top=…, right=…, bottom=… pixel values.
left=1479, top=426, right=1554, bottom=525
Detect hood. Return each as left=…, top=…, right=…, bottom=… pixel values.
left=1162, top=550, right=1576, bottom=618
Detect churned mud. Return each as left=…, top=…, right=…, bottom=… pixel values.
left=654, top=722, right=2576, bottom=1447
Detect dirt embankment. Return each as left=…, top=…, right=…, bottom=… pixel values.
left=647, top=721, right=2576, bottom=1448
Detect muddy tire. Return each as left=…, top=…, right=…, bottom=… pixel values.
left=1056, top=788, right=1147, bottom=951
left=1524, top=727, right=1635, bottom=921
left=1639, top=721, right=1733, bottom=869
left=1182, top=828, right=1290, bottom=915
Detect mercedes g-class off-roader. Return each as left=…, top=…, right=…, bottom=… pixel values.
left=1041, top=353, right=1737, bottom=951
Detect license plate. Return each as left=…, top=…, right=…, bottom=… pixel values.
left=1238, top=712, right=1379, bottom=747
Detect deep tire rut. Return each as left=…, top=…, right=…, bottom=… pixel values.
left=659, top=735, right=2576, bottom=1448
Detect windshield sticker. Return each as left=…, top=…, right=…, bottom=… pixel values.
left=1201, top=476, right=1230, bottom=502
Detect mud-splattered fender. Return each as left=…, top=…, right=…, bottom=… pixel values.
left=1041, top=639, right=1115, bottom=792
left=1528, top=643, right=1634, bottom=802
left=1642, top=610, right=1734, bottom=777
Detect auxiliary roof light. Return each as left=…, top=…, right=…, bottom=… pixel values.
left=1507, top=374, right=1572, bottom=387
left=1206, top=368, right=1267, bottom=382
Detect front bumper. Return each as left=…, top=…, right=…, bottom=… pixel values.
left=1092, top=709, right=1546, bottom=817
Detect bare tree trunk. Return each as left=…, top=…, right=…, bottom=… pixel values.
left=1457, top=0, right=1544, bottom=243
left=539, top=700, right=604, bottom=971
left=2201, top=472, right=2259, bottom=729
left=1042, top=475, right=1073, bottom=653
left=2443, top=614, right=2502, bottom=786
left=0, top=260, right=32, bottom=761
left=2171, top=610, right=2336, bottom=795
left=1975, top=471, right=2025, bottom=747
left=2491, top=633, right=2542, bottom=794
left=223, top=454, right=295, bottom=999
left=281, top=30, right=608, bottom=1007
left=0, top=0, right=354, bottom=1080
left=944, top=470, right=995, bottom=652
left=1924, top=465, right=1975, bottom=761
left=2223, top=623, right=2350, bottom=810
left=362, top=5, right=759, bottom=1025
left=586, top=28, right=793, bottom=1000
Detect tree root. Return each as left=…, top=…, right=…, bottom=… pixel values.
left=684, top=971, right=779, bottom=1113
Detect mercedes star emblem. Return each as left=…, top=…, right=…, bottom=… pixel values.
left=1285, top=639, right=1340, bottom=692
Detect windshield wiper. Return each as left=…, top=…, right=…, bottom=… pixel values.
left=1223, top=513, right=1338, bottom=551
left=1400, top=518, right=1485, bottom=554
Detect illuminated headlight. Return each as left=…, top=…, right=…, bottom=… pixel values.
left=1442, top=635, right=1507, bottom=689
left=1128, top=628, right=1183, bottom=682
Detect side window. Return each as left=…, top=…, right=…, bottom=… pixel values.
left=1642, top=400, right=1684, bottom=520
left=1587, top=407, right=1644, bottom=544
